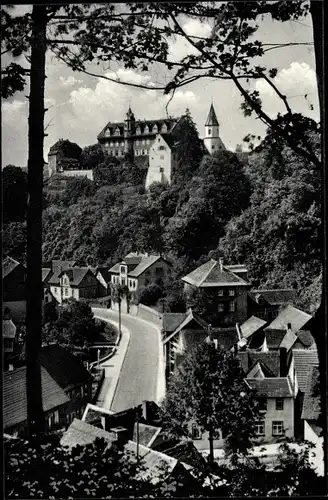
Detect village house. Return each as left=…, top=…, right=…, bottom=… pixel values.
left=247, top=289, right=297, bottom=322
left=39, top=344, right=93, bottom=424
left=94, top=266, right=112, bottom=295
left=50, top=267, right=102, bottom=304
left=109, top=252, right=171, bottom=312
left=181, top=258, right=250, bottom=326
left=2, top=256, right=27, bottom=323
left=4, top=365, right=70, bottom=437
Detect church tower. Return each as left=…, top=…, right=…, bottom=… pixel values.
left=203, top=103, right=225, bottom=154
left=124, top=106, right=135, bottom=159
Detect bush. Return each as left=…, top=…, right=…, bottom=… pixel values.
left=139, top=284, right=164, bottom=306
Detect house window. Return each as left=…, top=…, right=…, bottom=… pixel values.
left=54, top=287, right=57, bottom=293
left=218, top=303, right=224, bottom=312
left=158, top=145, right=165, bottom=150
left=142, top=149, right=145, bottom=155
left=255, top=421, right=265, bottom=436
left=228, top=289, right=235, bottom=296
left=64, top=288, right=69, bottom=297
left=218, top=289, right=224, bottom=296
left=54, top=410, right=59, bottom=424
left=115, top=151, right=119, bottom=156
left=272, top=421, right=284, bottom=436
left=229, top=301, right=236, bottom=312
left=120, top=265, right=127, bottom=274
left=114, top=127, right=120, bottom=135
left=275, top=398, right=284, bottom=411
left=121, top=278, right=126, bottom=286
left=158, top=137, right=160, bottom=142
left=258, top=398, right=267, bottom=411
left=159, top=167, right=164, bottom=173
left=191, top=425, right=202, bottom=440
left=136, top=126, right=141, bottom=134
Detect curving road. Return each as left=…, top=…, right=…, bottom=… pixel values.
left=92, top=308, right=162, bottom=413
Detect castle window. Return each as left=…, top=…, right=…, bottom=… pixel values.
left=218, top=303, right=224, bottom=312
left=208, top=128, right=211, bottom=135
left=145, top=125, right=149, bottom=133
left=115, top=151, right=119, bottom=156
left=229, top=301, right=236, bottom=312
left=136, top=150, right=139, bottom=155
left=158, top=145, right=165, bottom=151
left=161, top=123, right=167, bottom=133
left=153, top=124, right=158, bottom=133
left=114, top=127, right=120, bottom=135
left=142, top=139, right=146, bottom=145
left=146, top=139, right=150, bottom=145
left=115, top=141, right=119, bottom=147
left=142, top=149, right=145, bottom=155
left=136, top=126, right=141, bottom=134
left=121, top=141, right=124, bottom=147
left=136, top=140, right=140, bottom=146
left=105, top=129, right=111, bottom=137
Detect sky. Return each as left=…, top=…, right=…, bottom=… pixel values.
left=2, top=4, right=319, bottom=167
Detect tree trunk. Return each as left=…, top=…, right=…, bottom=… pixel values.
left=310, top=0, right=327, bottom=481
left=26, top=5, right=47, bottom=437
left=208, top=427, right=214, bottom=468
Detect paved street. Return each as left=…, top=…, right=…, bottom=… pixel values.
left=92, top=308, right=162, bottom=413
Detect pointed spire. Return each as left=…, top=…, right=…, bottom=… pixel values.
left=205, top=103, right=219, bottom=126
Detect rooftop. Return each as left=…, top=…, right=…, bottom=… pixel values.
left=4, top=366, right=69, bottom=429
left=59, top=267, right=94, bottom=286
left=60, top=418, right=117, bottom=449
left=246, top=377, right=293, bottom=398
left=3, top=319, right=17, bottom=339
left=293, top=349, right=319, bottom=392
left=3, top=256, right=23, bottom=278
left=40, top=344, right=92, bottom=389
left=301, top=366, right=321, bottom=421
left=265, top=305, right=312, bottom=333
left=109, top=255, right=166, bottom=277
left=238, top=351, right=281, bottom=377
left=182, top=259, right=249, bottom=287
left=240, top=316, right=267, bottom=339
left=162, top=313, right=188, bottom=334
left=248, top=289, right=297, bottom=306
left=205, top=104, right=219, bottom=126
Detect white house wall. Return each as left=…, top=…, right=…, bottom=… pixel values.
left=146, top=134, right=172, bottom=189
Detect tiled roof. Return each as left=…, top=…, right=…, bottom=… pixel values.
left=2, top=256, right=22, bottom=278
left=162, top=313, right=188, bottom=334
left=301, top=366, right=321, bottom=420
left=132, top=423, right=161, bottom=447
left=205, top=104, right=219, bottom=126
left=60, top=418, right=117, bottom=449
left=129, top=256, right=163, bottom=277
left=163, top=309, right=209, bottom=345
left=4, top=366, right=69, bottom=429
left=124, top=440, right=178, bottom=482
left=42, top=268, right=52, bottom=284
left=298, top=330, right=316, bottom=348
left=265, top=329, right=287, bottom=349
left=40, top=345, right=92, bottom=389
left=240, top=316, right=267, bottom=339
left=238, top=351, right=281, bottom=377
left=248, top=289, right=297, bottom=306
left=265, top=305, right=312, bottom=333
left=182, top=259, right=249, bottom=287
left=48, top=260, right=77, bottom=285
left=59, top=267, right=93, bottom=286
left=246, top=378, right=293, bottom=397
left=293, top=349, right=319, bottom=392
left=3, top=319, right=17, bottom=339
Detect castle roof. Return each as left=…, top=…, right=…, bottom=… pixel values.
left=97, top=116, right=181, bottom=140
left=205, top=104, right=219, bottom=126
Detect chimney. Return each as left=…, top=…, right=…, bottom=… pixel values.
left=141, top=400, right=148, bottom=422
left=108, top=426, right=129, bottom=444
left=219, top=258, right=223, bottom=272
left=279, top=347, right=287, bottom=377
left=287, top=322, right=292, bottom=331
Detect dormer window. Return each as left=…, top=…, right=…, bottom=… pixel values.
left=161, top=123, right=167, bottom=133
left=120, top=265, right=127, bottom=274
left=153, top=124, right=158, bottom=133
left=114, top=127, right=120, bottom=135
left=145, top=125, right=149, bottom=133
left=136, top=126, right=141, bottom=135
left=105, top=129, right=111, bottom=137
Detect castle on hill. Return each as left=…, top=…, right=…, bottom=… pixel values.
left=47, top=104, right=247, bottom=186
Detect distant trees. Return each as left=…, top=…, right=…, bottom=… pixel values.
left=161, top=340, right=259, bottom=467
left=2, top=165, right=28, bottom=222
left=139, top=284, right=164, bottom=307
left=80, top=143, right=104, bottom=170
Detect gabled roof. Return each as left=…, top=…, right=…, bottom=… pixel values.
left=297, top=330, right=316, bottom=348
left=205, top=104, right=219, bottom=126
left=182, top=259, right=249, bottom=287
left=246, top=360, right=277, bottom=378
left=60, top=418, right=117, bottom=449
left=2, top=256, right=23, bottom=278
left=240, top=316, right=267, bottom=339
left=95, top=267, right=111, bottom=283
left=132, top=423, right=162, bottom=448
left=40, top=344, right=92, bottom=389
left=59, top=267, right=94, bottom=286
left=163, top=309, right=208, bottom=345
left=3, top=319, right=17, bottom=339
left=293, top=349, right=319, bottom=392
left=301, top=366, right=321, bottom=421
left=265, top=305, right=312, bottom=333
left=98, top=116, right=180, bottom=140
left=48, top=260, right=77, bottom=285
left=162, top=313, right=188, bottom=334
left=42, top=268, right=52, bottom=284
left=238, top=351, right=281, bottom=377
left=280, top=329, right=298, bottom=351
left=109, top=254, right=163, bottom=276
left=129, top=256, right=164, bottom=277
left=264, top=329, right=286, bottom=349
left=248, top=289, right=297, bottom=306
left=246, top=377, right=293, bottom=398
left=4, top=366, right=70, bottom=429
